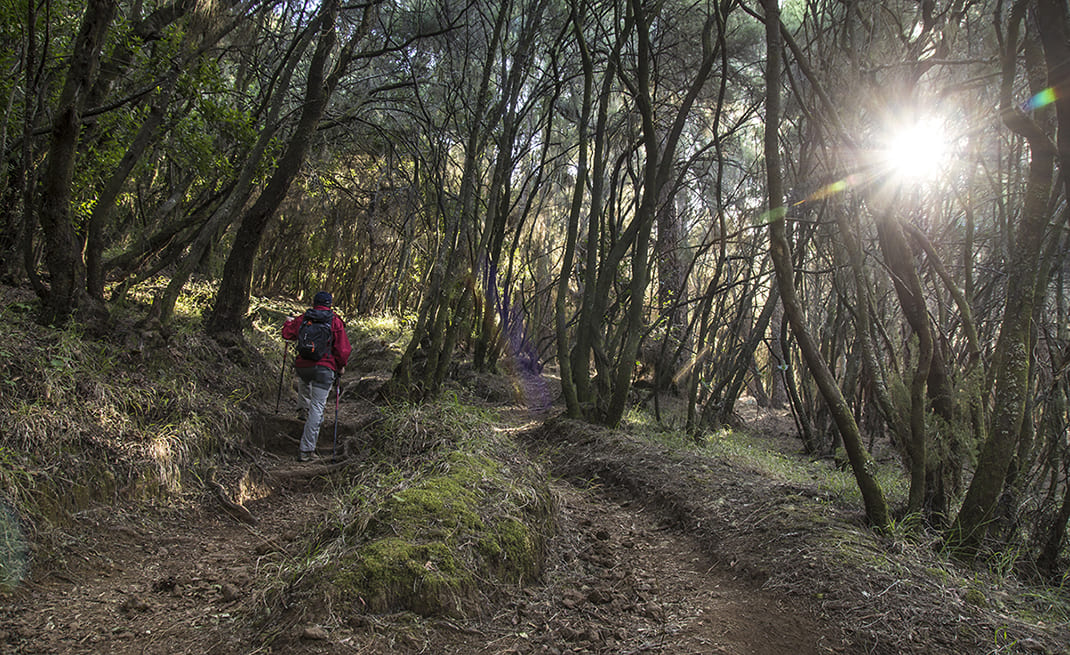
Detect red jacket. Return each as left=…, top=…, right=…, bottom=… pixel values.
left=282, top=305, right=352, bottom=372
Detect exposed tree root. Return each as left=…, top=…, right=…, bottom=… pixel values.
left=207, top=468, right=258, bottom=525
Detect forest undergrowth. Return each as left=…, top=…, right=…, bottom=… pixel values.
left=1, top=281, right=1069, bottom=654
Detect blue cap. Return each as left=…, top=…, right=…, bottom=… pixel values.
left=313, top=291, right=332, bottom=306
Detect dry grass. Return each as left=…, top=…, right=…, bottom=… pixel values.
left=0, top=281, right=273, bottom=586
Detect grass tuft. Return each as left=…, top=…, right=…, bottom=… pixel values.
left=258, top=397, right=554, bottom=629
left=0, top=280, right=271, bottom=579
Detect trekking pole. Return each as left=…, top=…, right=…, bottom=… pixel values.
left=332, top=375, right=340, bottom=458
left=275, top=340, right=288, bottom=414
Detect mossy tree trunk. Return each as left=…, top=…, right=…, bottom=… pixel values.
left=35, top=0, right=117, bottom=326
left=948, top=0, right=1057, bottom=556
left=907, top=224, right=982, bottom=513
left=875, top=213, right=933, bottom=516
left=761, top=0, right=889, bottom=530
left=875, top=209, right=960, bottom=523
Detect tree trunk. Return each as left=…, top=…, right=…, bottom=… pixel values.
left=149, top=17, right=320, bottom=326
left=473, top=0, right=547, bottom=373
left=389, top=0, right=510, bottom=397
left=1037, top=452, right=1070, bottom=575
left=603, top=1, right=719, bottom=426
left=875, top=213, right=933, bottom=515
left=36, top=0, right=118, bottom=326
left=712, top=273, right=778, bottom=427
left=85, top=76, right=178, bottom=299
left=9, top=0, right=40, bottom=289
left=767, top=301, right=788, bottom=409
left=603, top=0, right=657, bottom=426
left=762, top=0, right=889, bottom=530
left=84, top=2, right=217, bottom=299
left=205, top=2, right=340, bottom=336
left=568, top=8, right=630, bottom=412
left=554, top=4, right=594, bottom=418
left=949, top=0, right=1056, bottom=556
left=654, top=186, right=687, bottom=393
left=904, top=224, right=979, bottom=522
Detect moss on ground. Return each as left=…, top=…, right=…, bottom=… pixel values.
left=281, top=401, right=554, bottom=621
left=331, top=538, right=475, bottom=616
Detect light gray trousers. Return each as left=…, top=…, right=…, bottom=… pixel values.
left=296, top=366, right=335, bottom=454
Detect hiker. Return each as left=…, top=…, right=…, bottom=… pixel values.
left=282, top=291, right=352, bottom=462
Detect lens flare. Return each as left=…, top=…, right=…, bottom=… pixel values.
left=1023, top=87, right=1057, bottom=111
left=795, top=173, right=868, bottom=205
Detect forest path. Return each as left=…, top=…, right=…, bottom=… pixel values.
left=0, top=380, right=832, bottom=654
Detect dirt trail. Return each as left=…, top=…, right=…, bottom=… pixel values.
left=423, top=481, right=826, bottom=655
left=1, top=389, right=831, bottom=654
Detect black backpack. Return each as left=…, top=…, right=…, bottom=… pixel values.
left=296, top=309, right=333, bottom=361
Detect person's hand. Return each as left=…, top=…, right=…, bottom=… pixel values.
left=338, top=366, right=345, bottom=378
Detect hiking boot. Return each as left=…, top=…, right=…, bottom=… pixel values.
left=298, top=451, right=319, bottom=462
